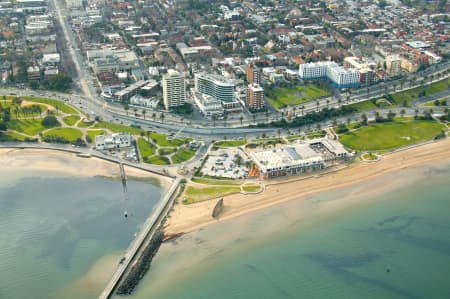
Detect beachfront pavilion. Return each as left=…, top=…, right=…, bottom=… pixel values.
left=250, top=144, right=324, bottom=179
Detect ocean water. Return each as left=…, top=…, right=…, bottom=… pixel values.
left=128, top=161, right=450, bottom=299
left=0, top=169, right=162, bottom=299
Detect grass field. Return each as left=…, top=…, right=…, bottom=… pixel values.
left=43, top=128, right=83, bottom=142
left=391, top=79, right=448, bottom=107
left=94, top=121, right=142, bottom=135
left=242, top=184, right=261, bottom=192
left=86, top=129, right=105, bottom=141
left=172, top=148, right=196, bottom=164
left=143, top=155, right=170, bottom=165
left=7, top=119, right=47, bottom=136
left=63, top=115, right=80, bottom=126
left=348, top=100, right=377, bottom=112
left=159, top=147, right=176, bottom=155
left=77, top=119, right=95, bottom=128
left=268, top=85, right=330, bottom=109
left=21, top=96, right=79, bottom=114
left=215, top=140, right=246, bottom=147
left=1, top=131, right=34, bottom=141
left=150, top=132, right=187, bottom=147
left=191, top=177, right=241, bottom=185
left=183, top=185, right=241, bottom=204
left=340, top=120, right=445, bottom=151
left=138, top=138, right=157, bottom=157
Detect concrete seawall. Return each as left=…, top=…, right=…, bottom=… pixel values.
left=97, top=177, right=181, bottom=299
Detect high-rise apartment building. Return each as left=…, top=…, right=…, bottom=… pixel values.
left=194, top=72, right=235, bottom=103
left=298, top=61, right=360, bottom=88
left=162, top=69, right=186, bottom=110
left=246, top=83, right=265, bottom=111
left=246, top=64, right=261, bottom=84
left=385, top=55, right=402, bottom=77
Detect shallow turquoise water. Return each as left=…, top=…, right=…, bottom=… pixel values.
left=130, top=163, right=450, bottom=299
left=0, top=170, right=161, bottom=299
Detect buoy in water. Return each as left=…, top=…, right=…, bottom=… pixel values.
left=124, top=211, right=128, bottom=218
left=386, top=268, right=391, bottom=273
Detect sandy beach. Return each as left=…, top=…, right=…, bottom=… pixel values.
left=165, top=139, right=450, bottom=235
left=0, top=148, right=173, bottom=191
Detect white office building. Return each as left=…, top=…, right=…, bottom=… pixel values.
left=162, top=69, right=186, bottom=110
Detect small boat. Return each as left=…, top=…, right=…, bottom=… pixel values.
left=124, top=211, right=128, bottom=218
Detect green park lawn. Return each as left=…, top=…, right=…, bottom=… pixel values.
left=159, top=147, right=176, bottom=155
left=78, top=119, right=95, bottom=128
left=215, top=140, right=246, bottom=147
left=268, top=85, right=330, bottom=109
left=242, top=184, right=261, bottom=192
left=21, top=96, right=79, bottom=114
left=191, top=177, right=241, bottom=185
left=138, top=138, right=157, bottom=157
left=7, top=119, right=48, bottom=136
left=63, top=115, right=80, bottom=126
left=0, top=131, right=35, bottom=142
left=391, top=79, right=448, bottom=107
left=150, top=132, right=187, bottom=147
left=340, top=120, right=446, bottom=151
left=43, top=128, right=83, bottom=142
left=143, top=155, right=170, bottom=165
left=348, top=100, right=378, bottom=112
left=94, top=121, right=142, bottom=135
left=171, top=148, right=196, bottom=164
left=86, top=129, right=105, bottom=141
left=183, top=185, right=241, bottom=204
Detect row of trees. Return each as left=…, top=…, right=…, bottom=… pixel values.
left=257, top=105, right=358, bottom=129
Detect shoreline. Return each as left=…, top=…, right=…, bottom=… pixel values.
left=165, top=138, right=450, bottom=236
left=0, top=148, right=173, bottom=191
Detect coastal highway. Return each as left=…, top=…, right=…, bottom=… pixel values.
left=98, top=177, right=181, bottom=299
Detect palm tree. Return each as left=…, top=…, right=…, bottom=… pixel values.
left=265, top=111, right=270, bottom=122
left=414, top=108, right=419, bottom=118
left=152, top=112, right=156, bottom=120
left=277, top=128, right=281, bottom=142
left=326, top=99, right=330, bottom=107
left=361, top=113, right=368, bottom=125
left=316, top=123, right=321, bottom=131
left=346, top=117, right=351, bottom=126
left=146, top=131, right=151, bottom=143
left=133, top=108, right=138, bottom=116
left=223, top=115, right=228, bottom=127
left=212, top=114, right=217, bottom=127
left=252, top=113, right=256, bottom=124
left=142, top=109, right=146, bottom=120
left=239, top=115, right=243, bottom=126
left=124, top=105, right=129, bottom=116
left=400, top=109, right=405, bottom=118
left=160, top=112, right=165, bottom=123
left=332, top=119, right=337, bottom=127
left=316, top=100, right=319, bottom=112
left=2, top=95, right=5, bottom=104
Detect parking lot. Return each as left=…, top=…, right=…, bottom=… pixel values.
left=201, top=148, right=250, bottom=179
